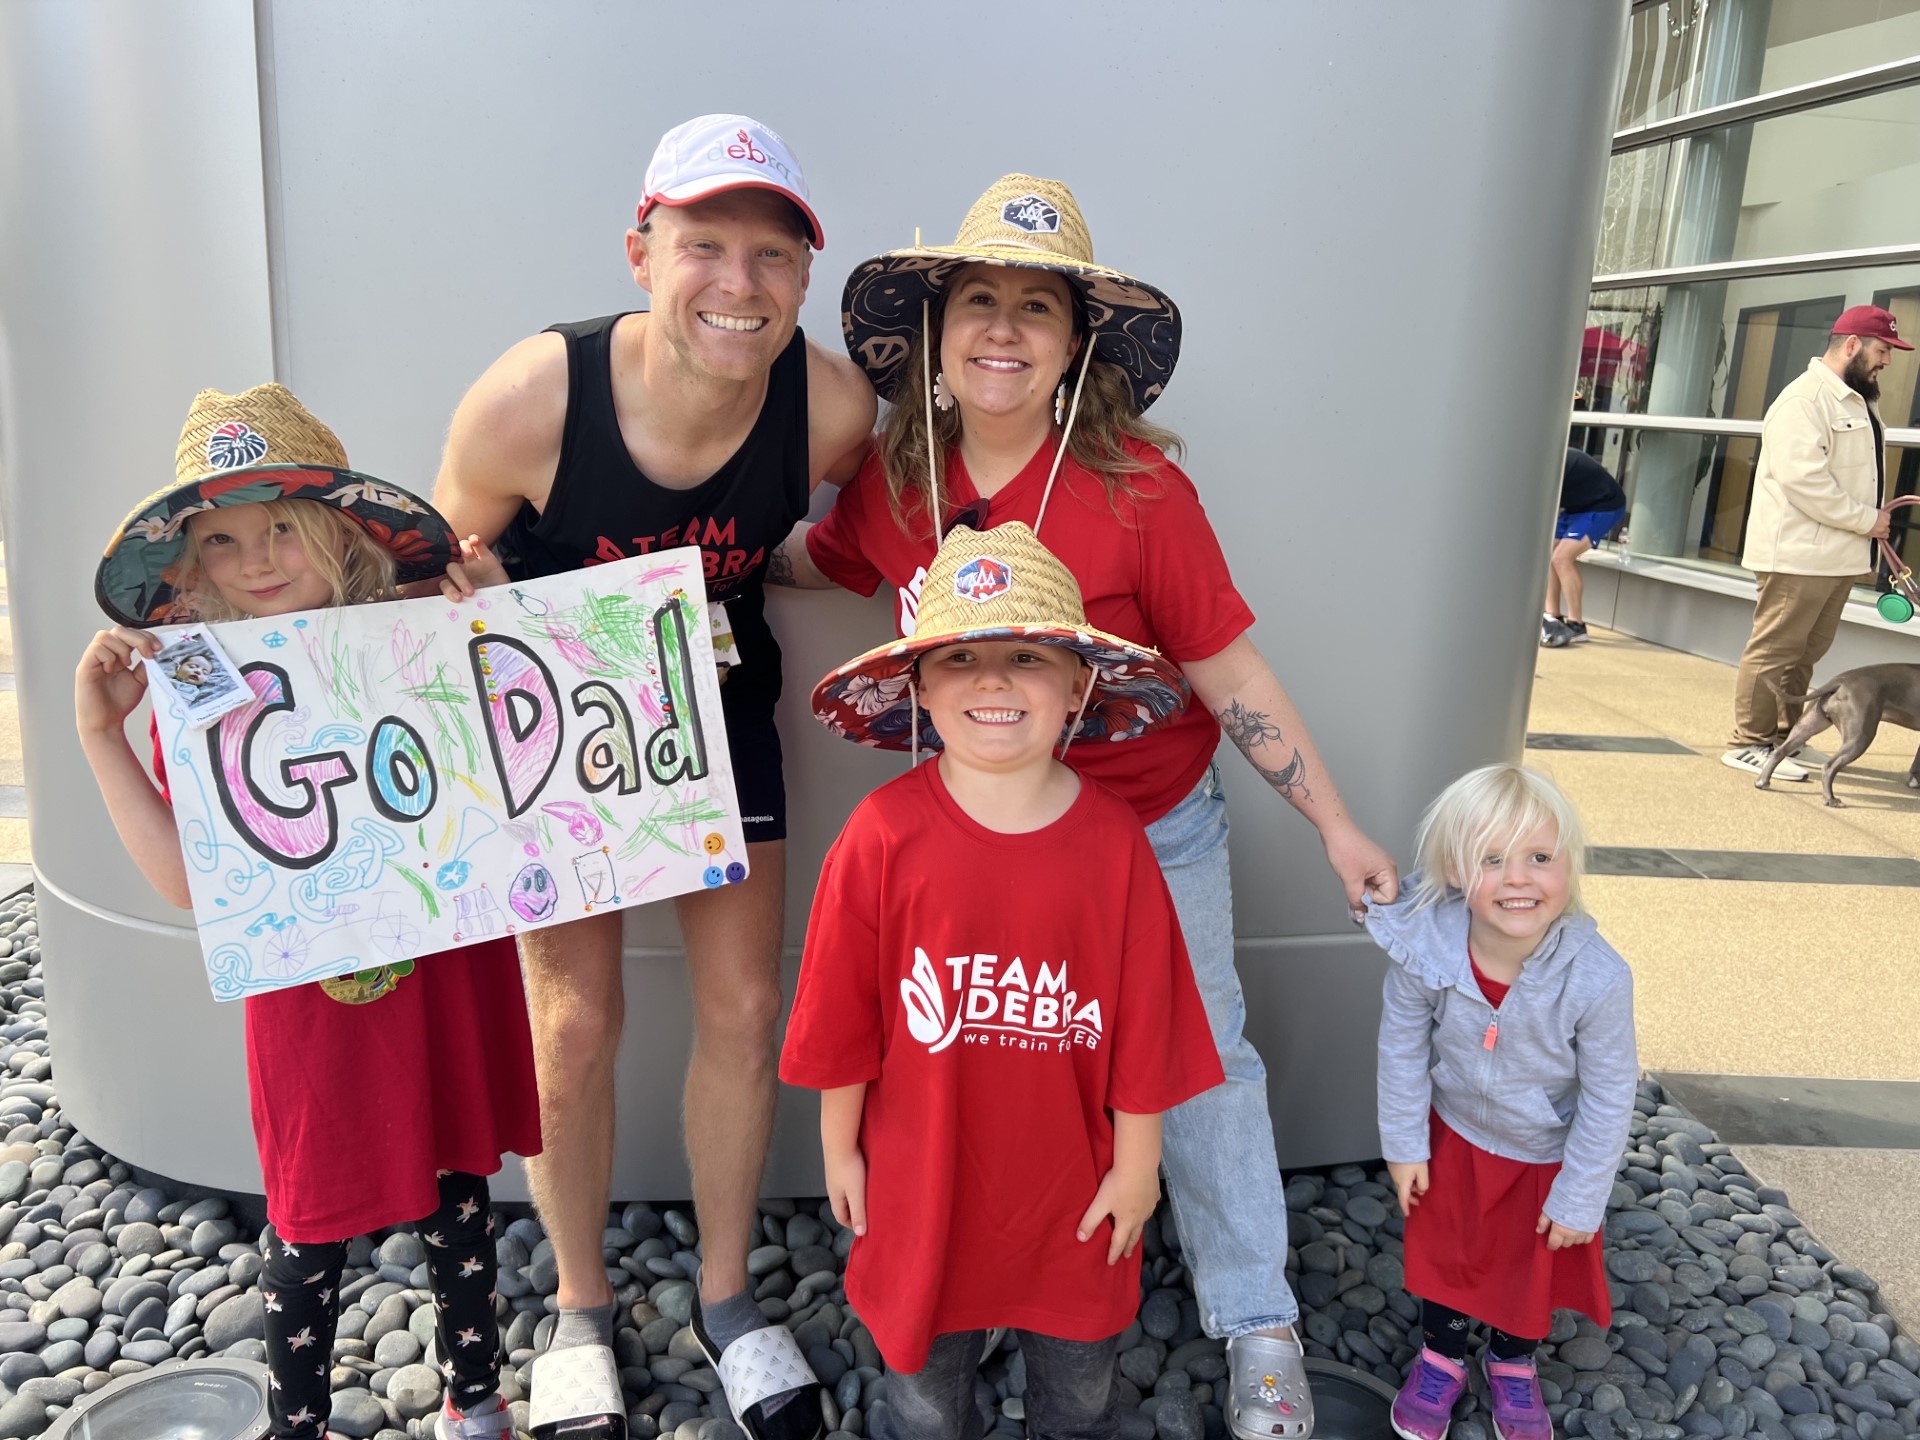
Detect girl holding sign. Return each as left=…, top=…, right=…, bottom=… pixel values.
left=75, top=385, right=540, bottom=1440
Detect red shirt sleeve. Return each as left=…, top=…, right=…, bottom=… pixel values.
left=1130, top=449, right=1256, bottom=663
left=148, top=714, right=173, bottom=806
left=1106, top=828, right=1225, bottom=1114
left=779, top=816, right=886, bottom=1089
left=806, top=450, right=888, bottom=598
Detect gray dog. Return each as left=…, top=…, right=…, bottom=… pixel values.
left=1754, top=665, right=1920, bottom=806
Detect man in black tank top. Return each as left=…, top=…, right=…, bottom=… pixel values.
left=434, top=114, right=873, bottom=1440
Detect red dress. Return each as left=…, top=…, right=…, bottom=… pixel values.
left=1403, top=958, right=1611, bottom=1338
left=153, top=724, right=543, bottom=1242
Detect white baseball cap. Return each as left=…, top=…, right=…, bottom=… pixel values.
left=638, top=113, right=825, bottom=249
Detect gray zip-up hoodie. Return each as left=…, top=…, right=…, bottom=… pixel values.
left=1366, top=883, right=1638, bottom=1233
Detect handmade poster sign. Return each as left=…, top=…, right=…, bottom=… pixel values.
left=149, top=548, right=747, bottom=999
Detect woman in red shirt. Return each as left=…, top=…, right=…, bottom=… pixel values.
left=775, top=175, right=1400, bottom=1440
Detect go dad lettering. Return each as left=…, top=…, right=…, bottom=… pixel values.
left=207, top=598, right=709, bottom=870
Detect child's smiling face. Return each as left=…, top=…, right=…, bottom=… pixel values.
left=1457, top=821, right=1572, bottom=955
left=917, top=640, right=1087, bottom=771
left=186, top=505, right=334, bottom=617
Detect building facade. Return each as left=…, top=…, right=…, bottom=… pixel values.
left=1575, top=0, right=1920, bottom=668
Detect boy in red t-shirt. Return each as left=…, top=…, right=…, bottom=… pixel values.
left=782, top=521, right=1224, bottom=1440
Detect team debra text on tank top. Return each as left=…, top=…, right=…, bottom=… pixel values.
left=502, top=313, right=812, bottom=719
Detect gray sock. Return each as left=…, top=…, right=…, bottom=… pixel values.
left=550, top=1301, right=616, bottom=1352
left=703, top=1286, right=802, bottom=1416
left=700, top=1287, right=765, bottom=1352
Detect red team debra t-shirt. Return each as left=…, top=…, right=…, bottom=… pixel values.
left=779, top=760, right=1223, bottom=1371
left=806, top=437, right=1256, bottom=824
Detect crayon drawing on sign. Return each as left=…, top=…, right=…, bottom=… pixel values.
left=151, top=548, right=748, bottom=998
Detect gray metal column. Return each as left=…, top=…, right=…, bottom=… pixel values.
left=2, top=0, right=1628, bottom=1197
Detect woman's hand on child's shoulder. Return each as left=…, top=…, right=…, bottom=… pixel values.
left=1536, top=1213, right=1595, bottom=1250
left=1387, top=1160, right=1429, bottom=1215
left=75, top=626, right=160, bottom=738
left=440, top=535, right=509, bottom=601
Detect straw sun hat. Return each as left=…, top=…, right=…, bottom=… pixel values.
left=812, top=521, right=1189, bottom=753
left=95, top=384, right=458, bottom=626
left=841, top=173, right=1181, bottom=414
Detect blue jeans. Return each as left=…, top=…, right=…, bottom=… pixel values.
left=874, top=1330, right=1120, bottom=1440
left=1147, top=765, right=1300, bottom=1338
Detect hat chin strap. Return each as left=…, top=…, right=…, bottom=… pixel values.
left=923, top=300, right=943, bottom=546
left=1033, top=336, right=1098, bottom=540
left=1059, top=665, right=1099, bottom=759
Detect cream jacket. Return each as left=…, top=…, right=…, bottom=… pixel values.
left=1741, top=357, right=1884, bottom=576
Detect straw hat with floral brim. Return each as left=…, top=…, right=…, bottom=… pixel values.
left=812, top=521, right=1189, bottom=756
left=95, top=384, right=460, bottom=626
left=841, top=173, right=1181, bottom=416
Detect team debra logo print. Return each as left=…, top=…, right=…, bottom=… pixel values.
left=953, top=555, right=1012, bottom=604
left=900, top=947, right=1103, bottom=1055
left=1001, top=194, right=1061, bottom=234
left=726, top=128, right=768, bottom=165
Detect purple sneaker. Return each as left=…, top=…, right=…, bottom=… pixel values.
left=1481, top=1354, right=1551, bottom=1440
left=1391, top=1348, right=1468, bottom=1440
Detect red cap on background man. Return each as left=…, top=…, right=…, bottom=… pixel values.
left=1832, top=305, right=1912, bottom=350
left=637, top=114, right=825, bottom=250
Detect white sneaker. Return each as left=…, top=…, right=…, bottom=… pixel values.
left=1722, top=745, right=1808, bottom=781
left=1791, top=744, right=1829, bottom=765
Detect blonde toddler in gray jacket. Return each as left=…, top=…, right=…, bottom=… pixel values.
left=1365, top=764, right=1637, bottom=1440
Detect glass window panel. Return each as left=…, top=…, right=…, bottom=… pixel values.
left=1597, top=87, right=1920, bottom=276
left=1617, top=0, right=1920, bottom=132
left=1577, top=266, right=1920, bottom=423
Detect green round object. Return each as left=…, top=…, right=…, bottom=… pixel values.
left=1878, top=591, right=1914, bottom=623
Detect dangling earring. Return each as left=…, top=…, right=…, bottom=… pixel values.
left=932, top=373, right=953, bottom=412
left=1054, top=380, right=1068, bottom=426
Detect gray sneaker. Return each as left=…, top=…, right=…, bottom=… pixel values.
left=1722, top=745, right=1808, bottom=781
left=1540, top=617, right=1573, bottom=648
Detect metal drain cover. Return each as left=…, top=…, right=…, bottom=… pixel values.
left=1304, top=1357, right=1401, bottom=1440
left=44, top=1357, right=271, bottom=1440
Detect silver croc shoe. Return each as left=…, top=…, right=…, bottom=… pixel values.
left=1226, top=1332, right=1315, bottom=1439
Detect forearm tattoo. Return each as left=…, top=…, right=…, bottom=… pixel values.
left=764, top=542, right=797, bottom=587
left=1215, top=700, right=1313, bottom=803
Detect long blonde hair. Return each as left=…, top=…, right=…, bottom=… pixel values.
left=1410, top=763, right=1587, bottom=915
left=173, top=498, right=399, bottom=622
left=876, top=299, right=1185, bottom=533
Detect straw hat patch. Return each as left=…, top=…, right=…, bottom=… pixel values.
left=206, top=421, right=270, bottom=471
left=1000, top=194, right=1060, bottom=234
left=953, top=555, right=1013, bottom=604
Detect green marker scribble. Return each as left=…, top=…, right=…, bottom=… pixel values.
left=591, top=796, right=620, bottom=830
left=388, top=860, right=443, bottom=921
left=615, top=793, right=730, bottom=862
left=529, top=589, right=661, bottom=680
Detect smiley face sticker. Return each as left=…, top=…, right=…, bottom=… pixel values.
left=703, top=833, right=726, bottom=855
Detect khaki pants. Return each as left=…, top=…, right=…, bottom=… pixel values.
left=1729, top=571, right=1858, bottom=748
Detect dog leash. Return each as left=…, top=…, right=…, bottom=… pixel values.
left=1876, top=496, right=1920, bottom=623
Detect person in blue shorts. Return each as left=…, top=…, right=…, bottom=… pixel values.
left=1543, top=447, right=1625, bottom=647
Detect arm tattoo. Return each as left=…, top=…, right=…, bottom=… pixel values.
left=1216, top=700, right=1284, bottom=752
left=1214, top=701, right=1313, bottom=803
left=764, top=542, right=797, bottom=587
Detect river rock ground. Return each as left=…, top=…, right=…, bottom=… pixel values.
left=1, top=886, right=1915, bottom=1440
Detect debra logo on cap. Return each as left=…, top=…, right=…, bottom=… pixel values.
left=1832, top=304, right=1913, bottom=350
left=637, top=113, right=825, bottom=249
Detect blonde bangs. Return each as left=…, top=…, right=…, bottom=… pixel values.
left=1411, top=763, right=1587, bottom=914
left=173, top=499, right=398, bottom=622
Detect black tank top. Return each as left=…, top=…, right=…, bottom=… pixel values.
left=502, top=314, right=811, bottom=719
